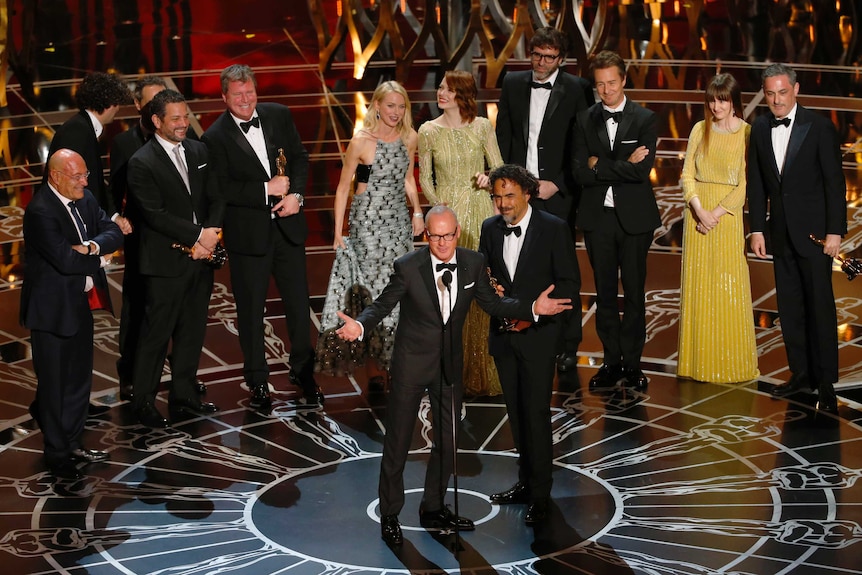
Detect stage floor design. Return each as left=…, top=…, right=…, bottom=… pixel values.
left=1, top=155, right=862, bottom=574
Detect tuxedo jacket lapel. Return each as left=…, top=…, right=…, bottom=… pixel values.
left=226, top=114, right=269, bottom=178
left=784, top=109, right=811, bottom=176
left=519, top=77, right=531, bottom=148
left=592, top=106, right=612, bottom=153
left=418, top=250, right=444, bottom=322
left=514, top=217, right=541, bottom=280
left=544, top=82, right=564, bottom=128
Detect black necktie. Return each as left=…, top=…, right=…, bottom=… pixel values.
left=530, top=81, right=552, bottom=90
left=770, top=116, right=791, bottom=128
left=503, top=226, right=522, bottom=237
left=240, top=116, right=260, bottom=133
left=602, top=109, right=622, bottom=123
left=436, top=262, right=457, bottom=272
left=68, top=201, right=88, bottom=240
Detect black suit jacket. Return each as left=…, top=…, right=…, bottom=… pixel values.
left=479, top=209, right=578, bottom=357
left=20, top=185, right=123, bottom=336
left=496, top=70, right=593, bottom=218
left=747, top=104, right=847, bottom=256
left=47, top=110, right=115, bottom=216
left=201, top=102, right=309, bottom=254
left=573, top=99, right=660, bottom=234
left=109, top=122, right=148, bottom=221
left=356, top=247, right=533, bottom=387
left=127, top=137, right=224, bottom=277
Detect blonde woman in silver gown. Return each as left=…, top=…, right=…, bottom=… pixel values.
left=316, top=81, right=423, bottom=385
left=419, top=70, right=504, bottom=396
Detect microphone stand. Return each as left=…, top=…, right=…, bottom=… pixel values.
left=440, top=270, right=460, bottom=543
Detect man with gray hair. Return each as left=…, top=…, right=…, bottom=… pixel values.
left=747, top=63, right=846, bottom=414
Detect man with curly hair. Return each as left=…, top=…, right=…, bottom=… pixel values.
left=48, top=72, right=133, bottom=237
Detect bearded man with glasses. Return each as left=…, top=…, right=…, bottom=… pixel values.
left=495, top=26, right=593, bottom=375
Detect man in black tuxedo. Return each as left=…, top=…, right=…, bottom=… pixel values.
left=336, top=206, right=571, bottom=545
left=48, top=72, right=133, bottom=235
left=496, top=26, right=593, bottom=373
left=747, top=63, right=846, bottom=415
left=127, top=89, right=224, bottom=428
left=109, top=76, right=167, bottom=400
left=201, top=64, right=322, bottom=410
left=479, top=164, right=579, bottom=524
left=573, top=50, right=660, bottom=390
left=21, top=149, right=123, bottom=479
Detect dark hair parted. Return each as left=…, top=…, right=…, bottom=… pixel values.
left=529, top=27, right=568, bottom=56
left=220, top=64, right=257, bottom=94
left=590, top=50, right=626, bottom=79
left=701, top=73, right=743, bottom=153
left=149, top=89, right=186, bottom=120
left=443, top=70, right=478, bottom=123
left=76, top=72, right=132, bottom=113
left=133, top=76, right=168, bottom=104
left=762, top=62, right=797, bottom=86
left=489, top=164, right=539, bottom=196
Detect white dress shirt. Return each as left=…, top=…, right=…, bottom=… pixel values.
left=771, top=103, right=797, bottom=175
left=602, top=96, right=627, bottom=208
left=526, top=69, right=560, bottom=178
left=431, top=255, right=458, bottom=324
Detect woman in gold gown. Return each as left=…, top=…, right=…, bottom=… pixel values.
left=677, top=73, right=759, bottom=383
left=418, top=70, right=504, bottom=396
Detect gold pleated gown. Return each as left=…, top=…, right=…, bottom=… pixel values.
left=419, top=117, right=504, bottom=396
left=677, top=120, right=759, bottom=383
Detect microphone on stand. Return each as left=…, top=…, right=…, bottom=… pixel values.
left=441, top=270, right=453, bottom=290
left=441, top=269, right=453, bottom=387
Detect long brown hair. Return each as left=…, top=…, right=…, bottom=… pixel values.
left=702, top=73, right=743, bottom=153
left=443, top=70, right=478, bottom=123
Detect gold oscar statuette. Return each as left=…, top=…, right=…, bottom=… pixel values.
left=487, top=267, right=532, bottom=332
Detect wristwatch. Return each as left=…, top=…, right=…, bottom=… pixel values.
left=83, top=240, right=94, bottom=255
left=292, top=193, right=304, bottom=207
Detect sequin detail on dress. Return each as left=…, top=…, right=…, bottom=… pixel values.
left=315, top=138, right=413, bottom=375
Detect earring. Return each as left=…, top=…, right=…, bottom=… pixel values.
left=376, top=111, right=380, bottom=120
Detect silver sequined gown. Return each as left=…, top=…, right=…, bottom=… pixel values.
left=315, top=138, right=414, bottom=375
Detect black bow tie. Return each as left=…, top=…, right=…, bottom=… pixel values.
left=770, top=116, right=791, bottom=128
left=503, top=226, right=522, bottom=237
left=531, top=81, right=552, bottom=90
left=602, top=109, right=622, bottom=123
left=240, top=116, right=260, bottom=133
left=436, top=262, right=457, bottom=272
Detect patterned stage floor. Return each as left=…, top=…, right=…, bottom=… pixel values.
left=1, top=148, right=862, bottom=574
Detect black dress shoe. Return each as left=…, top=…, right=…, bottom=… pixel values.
left=816, top=382, right=839, bottom=415
left=49, top=459, right=82, bottom=480
left=249, top=384, right=272, bottom=410
left=195, top=379, right=207, bottom=394
left=135, top=403, right=170, bottom=428
left=419, top=505, right=475, bottom=531
left=623, top=367, right=648, bottom=390
left=490, top=481, right=529, bottom=504
left=71, top=449, right=109, bottom=464
left=170, top=398, right=219, bottom=415
left=380, top=514, right=403, bottom=545
left=88, top=403, right=110, bottom=416
left=301, top=386, right=325, bottom=406
left=771, top=372, right=811, bottom=398
left=589, top=364, right=624, bottom=389
left=525, top=499, right=550, bottom=525
left=119, top=384, right=135, bottom=402
left=556, top=352, right=578, bottom=373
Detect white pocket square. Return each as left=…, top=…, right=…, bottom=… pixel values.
left=463, top=282, right=475, bottom=289
left=621, top=140, right=638, bottom=145
left=197, top=163, right=207, bottom=169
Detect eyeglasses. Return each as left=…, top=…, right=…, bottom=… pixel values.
left=55, top=170, right=90, bottom=182
left=530, top=52, right=560, bottom=63
left=427, top=231, right=457, bottom=243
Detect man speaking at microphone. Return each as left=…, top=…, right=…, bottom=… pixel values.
left=335, top=205, right=572, bottom=546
